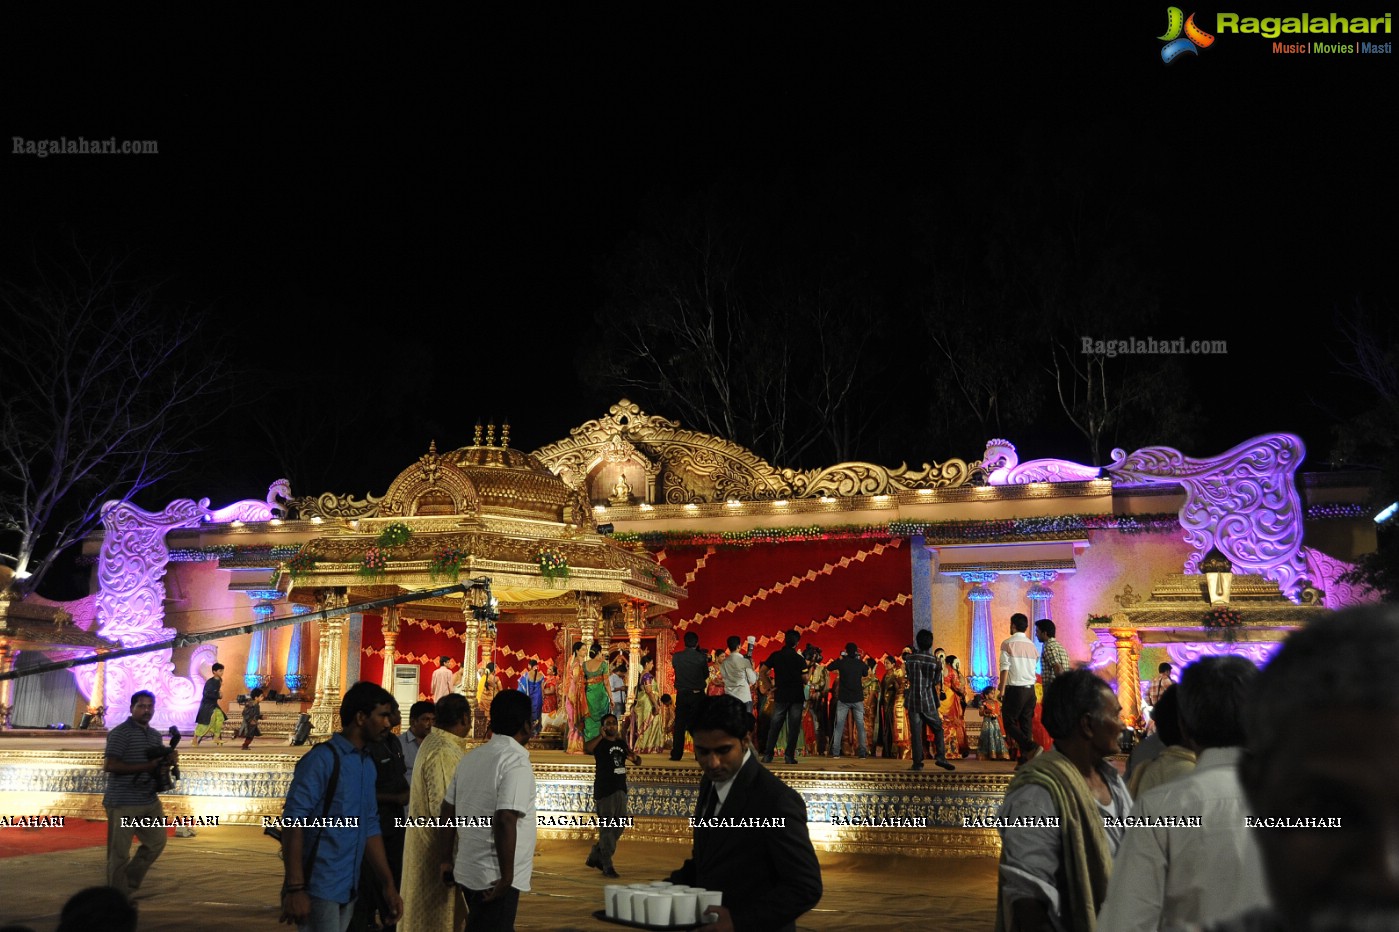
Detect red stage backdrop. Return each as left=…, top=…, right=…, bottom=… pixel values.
left=358, top=537, right=915, bottom=700
left=657, top=537, right=914, bottom=663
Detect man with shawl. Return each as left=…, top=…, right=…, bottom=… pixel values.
left=995, top=669, right=1131, bottom=932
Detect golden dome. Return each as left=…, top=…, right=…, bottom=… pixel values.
left=443, top=444, right=572, bottom=522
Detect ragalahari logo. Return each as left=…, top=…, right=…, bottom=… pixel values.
left=1160, top=7, right=1216, bottom=62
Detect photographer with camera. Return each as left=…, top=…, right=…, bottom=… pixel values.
left=102, top=690, right=177, bottom=898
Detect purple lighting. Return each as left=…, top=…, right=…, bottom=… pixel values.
left=982, top=440, right=1102, bottom=484
left=1104, top=434, right=1309, bottom=600
left=72, top=482, right=289, bottom=730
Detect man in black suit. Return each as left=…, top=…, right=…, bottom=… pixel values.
left=670, top=630, right=709, bottom=761
left=668, top=695, right=823, bottom=932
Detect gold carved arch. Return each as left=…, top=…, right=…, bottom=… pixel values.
left=376, top=441, right=484, bottom=520
left=533, top=399, right=979, bottom=503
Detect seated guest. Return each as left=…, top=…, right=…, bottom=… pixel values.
left=1194, top=605, right=1399, bottom=931
left=1099, top=656, right=1268, bottom=930
left=667, top=694, right=822, bottom=931
left=995, top=669, right=1132, bottom=932
left=1126, top=685, right=1194, bottom=798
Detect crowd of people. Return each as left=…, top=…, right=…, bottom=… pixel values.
left=60, top=602, right=1397, bottom=932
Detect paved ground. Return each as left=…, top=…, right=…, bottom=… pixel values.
left=0, top=823, right=1000, bottom=932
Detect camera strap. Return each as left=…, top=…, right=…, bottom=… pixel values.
left=301, top=741, right=342, bottom=887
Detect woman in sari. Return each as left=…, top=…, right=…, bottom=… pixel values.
left=939, top=655, right=969, bottom=759
left=581, top=642, right=611, bottom=742
left=475, top=661, right=501, bottom=711
left=706, top=650, right=726, bottom=697
left=541, top=661, right=559, bottom=715
left=631, top=656, right=667, bottom=753
left=754, top=665, right=775, bottom=752
left=861, top=656, right=880, bottom=758
left=891, top=649, right=912, bottom=759
left=564, top=641, right=587, bottom=753
left=517, top=659, right=545, bottom=735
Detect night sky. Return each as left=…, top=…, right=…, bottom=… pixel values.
left=3, top=9, right=1395, bottom=510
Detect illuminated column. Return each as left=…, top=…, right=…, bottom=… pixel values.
left=381, top=606, right=400, bottom=691
left=88, top=648, right=108, bottom=727
left=963, top=572, right=997, bottom=694
left=244, top=588, right=283, bottom=690
left=1023, top=571, right=1058, bottom=623
left=308, top=588, right=348, bottom=738
left=283, top=603, right=311, bottom=693
left=1111, top=625, right=1143, bottom=729
left=1023, top=571, right=1058, bottom=676
left=0, top=640, right=13, bottom=729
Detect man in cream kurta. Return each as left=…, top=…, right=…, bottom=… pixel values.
left=399, top=695, right=471, bottom=932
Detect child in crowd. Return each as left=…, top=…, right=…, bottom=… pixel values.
left=977, top=686, right=1010, bottom=760
left=238, top=686, right=264, bottom=750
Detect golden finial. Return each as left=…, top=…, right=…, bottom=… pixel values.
left=428, top=439, right=438, bottom=455
left=473, top=422, right=483, bottom=446
left=501, top=421, right=511, bottom=448
left=486, top=422, right=496, bottom=447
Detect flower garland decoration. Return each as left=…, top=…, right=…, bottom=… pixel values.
left=377, top=522, right=412, bottom=549
left=1086, top=613, right=1113, bottom=626
left=429, top=547, right=469, bottom=581
left=360, top=545, right=389, bottom=579
left=287, top=550, right=318, bottom=580
left=1203, top=607, right=1243, bottom=628
left=536, top=546, right=569, bottom=583
left=1203, top=606, right=1244, bottom=642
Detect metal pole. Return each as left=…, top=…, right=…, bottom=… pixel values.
left=0, top=580, right=489, bottom=683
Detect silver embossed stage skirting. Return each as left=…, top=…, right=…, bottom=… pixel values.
left=0, top=740, right=1011, bottom=857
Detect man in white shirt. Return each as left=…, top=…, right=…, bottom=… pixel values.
left=998, top=612, right=1042, bottom=767
left=430, top=656, right=456, bottom=703
left=721, top=635, right=758, bottom=713
left=1099, top=655, right=1268, bottom=931
left=438, top=689, right=536, bottom=931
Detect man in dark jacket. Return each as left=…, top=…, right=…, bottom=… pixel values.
left=668, top=694, right=822, bottom=932
left=670, top=630, right=709, bottom=761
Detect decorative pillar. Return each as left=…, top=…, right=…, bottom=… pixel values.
left=963, top=572, right=997, bottom=694
left=1023, top=570, right=1058, bottom=676
left=283, top=603, right=311, bottom=693
left=0, top=640, right=13, bottom=729
left=244, top=588, right=284, bottom=690
left=308, top=588, right=348, bottom=738
left=576, top=592, right=602, bottom=657
left=654, top=619, right=676, bottom=698
left=479, top=621, right=497, bottom=672
left=911, top=536, right=934, bottom=641
left=624, top=600, right=644, bottom=713
left=1111, top=625, right=1143, bottom=729
left=380, top=606, right=400, bottom=691
left=88, top=648, right=108, bottom=727
left=460, top=600, right=480, bottom=702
